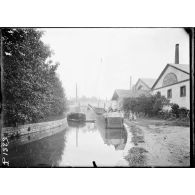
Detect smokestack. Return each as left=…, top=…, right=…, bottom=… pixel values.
left=175, top=44, right=179, bottom=64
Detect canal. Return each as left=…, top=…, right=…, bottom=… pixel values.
left=7, top=109, right=131, bottom=167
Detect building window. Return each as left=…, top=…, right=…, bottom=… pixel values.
left=180, top=86, right=186, bottom=97
left=167, top=89, right=172, bottom=99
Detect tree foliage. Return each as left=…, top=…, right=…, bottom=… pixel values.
left=2, top=28, right=66, bottom=126
left=123, top=92, right=170, bottom=117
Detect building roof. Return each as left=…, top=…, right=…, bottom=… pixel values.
left=169, top=63, right=190, bottom=74
left=111, top=89, right=149, bottom=100
left=138, top=78, right=156, bottom=89
left=152, top=63, right=190, bottom=89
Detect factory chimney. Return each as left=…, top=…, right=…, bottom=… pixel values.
left=175, top=44, right=179, bottom=64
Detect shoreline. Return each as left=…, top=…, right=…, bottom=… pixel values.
left=2, top=118, right=68, bottom=148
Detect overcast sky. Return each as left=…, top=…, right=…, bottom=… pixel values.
left=41, top=28, right=189, bottom=100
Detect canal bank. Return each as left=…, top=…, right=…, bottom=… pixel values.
left=6, top=108, right=134, bottom=167
left=2, top=118, right=68, bottom=148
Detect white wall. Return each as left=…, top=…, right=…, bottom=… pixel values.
left=153, top=80, right=190, bottom=109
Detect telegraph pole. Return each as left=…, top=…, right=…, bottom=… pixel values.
left=76, top=83, right=77, bottom=104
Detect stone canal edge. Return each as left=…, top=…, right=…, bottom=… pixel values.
left=2, top=118, right=68, bottom=147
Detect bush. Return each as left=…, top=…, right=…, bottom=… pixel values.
left=178, top=107, right=189, bottom=118
left=123, top=92, right=170, bottom=117
left=171, top=103, right=180, bottom=117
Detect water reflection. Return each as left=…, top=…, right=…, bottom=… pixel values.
left=8, top=130, right=66, bottom=167
left=100, top=128, right=127, bottom=150
left=8, top=114, right=129, bottom=167
left=67, top=120, right=86, bottom=128
left=96, top=116, right=127, bottom=150
left=58, top=118, right=128, bottom=167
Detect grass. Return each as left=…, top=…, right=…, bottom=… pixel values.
left=128, top=123, right=145, bottom=146
left=125, top=147, right=148, bottom=166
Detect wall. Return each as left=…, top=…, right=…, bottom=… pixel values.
left=2, top=118, right=68, bottom=147
left=153, top=80, right=190, bottom=109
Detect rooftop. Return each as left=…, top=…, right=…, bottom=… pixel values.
left=168, top=63, right=190, bottom=73
left=111, top=89, right=150, bottom=100
left=139, top=78, right=156, bottom=88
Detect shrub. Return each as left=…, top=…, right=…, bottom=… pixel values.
left=171, top=103, right=180, bottom=117
left=178, top=107, right=189, bottom=118
left=123, top=92, right=170, bottom=117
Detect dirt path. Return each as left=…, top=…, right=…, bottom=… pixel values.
left=124, top=118, right=190, bottom=167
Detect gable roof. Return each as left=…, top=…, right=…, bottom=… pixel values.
left=152, top=63, right=190, bottom=90
left=141, top=78, right=156, bottom=88
left=135, top=78, right=156, bottom=89
left=170, top=63, right=190, bottom=74
left=111, top=89, right=150, bottom=100
left=112, top=89, right=131, bottom=100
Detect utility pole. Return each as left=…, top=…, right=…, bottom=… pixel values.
left=130, top=76, right=132, bottom=90
left=76, top=83, right=77, bottom=104
left=97, top=97, right=99, bottom=108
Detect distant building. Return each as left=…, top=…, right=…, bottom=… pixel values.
left=111, top=89, right=150, bottom=109
left=133, top=78, right=156, bottom=91
left=151, top=63, right=190, bottom=109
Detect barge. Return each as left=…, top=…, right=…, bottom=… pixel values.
left=103, top=112, right=124, bottom=129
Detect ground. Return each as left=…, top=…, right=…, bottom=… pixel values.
left=124, top=118, right=190, bottom=167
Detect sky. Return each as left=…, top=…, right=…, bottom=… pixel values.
left=41, top=28, right=189, bottom=100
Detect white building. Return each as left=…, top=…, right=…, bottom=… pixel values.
left=151, top=63, right=190, bottom=109
left=111, top=44, right=190, bottom=110
left=151, top=44, right=190, bottom=110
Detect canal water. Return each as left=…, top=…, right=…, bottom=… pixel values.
left=7, top=110, right=130, bottom=167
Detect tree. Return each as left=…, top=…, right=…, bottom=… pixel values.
left=122, top=92, right=170, bottom=117
left=2, top=28, right=67, bottom=126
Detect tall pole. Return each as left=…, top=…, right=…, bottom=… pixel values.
left=130, top=76, right=132, bottom=90
left=76, top=83, right=77, bottom=104
left=76, top=127, right=78, bottom=147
